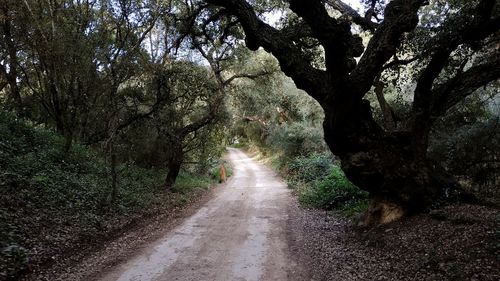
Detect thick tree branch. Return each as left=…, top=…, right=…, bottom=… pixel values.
left=177, top=98, right=220, bottom=137
left=382, top=55, right=420, bottom=70
left=413, top=0, right=499, bottom=100
left=411, top=0, right=499, bottom=154
left=205, top=0, right=329, bottom=102
left=413, top=48, right=453, bottom=120
left=84, top=87, right=169, bottom=145
left=287, top=0, right=356, bottom=76
left=280, top=21, right=314, bottom=41
left=431, top=55, right=500, bottom=118
left=350, top=0, right=426, bottom=98
left=222, top=70, right=271, bottom=86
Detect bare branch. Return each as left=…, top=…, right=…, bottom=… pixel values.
left=222, top=70, right=272, bottom=86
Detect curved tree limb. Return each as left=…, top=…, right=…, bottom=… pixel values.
left=350, top=0, right=426, bottom=98
left=411, top=0, right=499, bottom=154
left=206, top=0, right=329, bottom=103
left=287, top=0, right=360, bottom=78
left=431, top=54, right=500, bottom=119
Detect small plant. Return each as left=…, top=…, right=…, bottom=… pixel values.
left=1, top=244, right=28, bottom=277
left=297, top=165, right=368, bottom=213
left=287, top=153, right=334, bottom=182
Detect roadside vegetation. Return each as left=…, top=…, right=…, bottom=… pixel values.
left=245, top=140, right=369, bottom=217
left=228, top=67, right=369, bottom=216
left=1, top=0, right=499, bottom=279
left=228, top=51, right=498, bottom=218
left=0, top=112, right=218, bottom=279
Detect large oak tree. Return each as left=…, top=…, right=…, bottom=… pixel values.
left=197, top=0, right=500, bottom=223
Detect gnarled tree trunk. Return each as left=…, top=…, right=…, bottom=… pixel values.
left=322, top=98, right=453, bottom=225
left=203, top=0, right=497, bottom=225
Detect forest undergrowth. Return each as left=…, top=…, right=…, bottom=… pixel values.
left=0, top=112, right=219, bottom=280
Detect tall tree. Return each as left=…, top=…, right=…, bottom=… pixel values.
left=145, top=61, right=223, bottom=188
left=3, top=0, right=161, bottom=153
left=0, top=0, right=23, bottom=113
left=197, top=0, right=500, bottom=223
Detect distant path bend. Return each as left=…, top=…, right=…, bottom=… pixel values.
left=99, top=148, right=300, bottom=281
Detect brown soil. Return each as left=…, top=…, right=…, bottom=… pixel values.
left=287, top=202, right=499, bottom=281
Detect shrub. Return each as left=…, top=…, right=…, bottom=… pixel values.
left=297, top=165, right=368, bottom=211
left=287, top=153, right=334, bottom=182
left=266, top=123, right=327, bottom=159
left=429, top=116, right=500, bottom=202
left=278, top=150, right=368, bottom=215
left=172, top=170, right=214, bottom=194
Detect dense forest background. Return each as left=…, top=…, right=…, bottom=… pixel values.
left=0, top=0, right=498, bottom=279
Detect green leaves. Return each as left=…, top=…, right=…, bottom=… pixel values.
left=282, top=151, right=368, bottom=214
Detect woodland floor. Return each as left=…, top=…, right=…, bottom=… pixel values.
left=23, top=149, right=499, bottom=281
left=21, top=183, right=219, bottom=281
left=287, top=202, right=499, bottom=281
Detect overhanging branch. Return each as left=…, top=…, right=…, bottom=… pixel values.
left=205, top=0, right=329, bottom=102
left=350, top=0, right=426, bottom=98
left=222, top=70, right=272, bottom=86
left=431, top=55, right=500, bottom=118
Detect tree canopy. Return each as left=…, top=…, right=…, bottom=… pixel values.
left=189, top=0, right=499, bottom=224
left=1, top=0, right=499, bottom=224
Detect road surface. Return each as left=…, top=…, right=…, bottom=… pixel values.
left=98, top=148, right=299, bottom=281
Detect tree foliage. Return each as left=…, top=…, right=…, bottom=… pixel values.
left=192, top=0, right=499, bottom=223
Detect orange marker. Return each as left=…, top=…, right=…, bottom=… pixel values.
left=219, top=164, right=226, bottom=183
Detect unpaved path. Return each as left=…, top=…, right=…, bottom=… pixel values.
left=98, top=148, right=301, bottom=281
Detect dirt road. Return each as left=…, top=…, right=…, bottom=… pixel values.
left=98, top=148, right=301, bottom=281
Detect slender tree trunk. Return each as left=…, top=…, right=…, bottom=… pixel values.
left=1, top=3, right=23, bottom=114
left=165, top=144, right=183, bottom=189
left=63, top=130, right=73, bottom=154
left=165, top=158, right=182, bottom=189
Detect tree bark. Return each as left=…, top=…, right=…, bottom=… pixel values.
left=322, top=97, right=455, bottom=225
left=165, top=144, right=183, bottom=189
